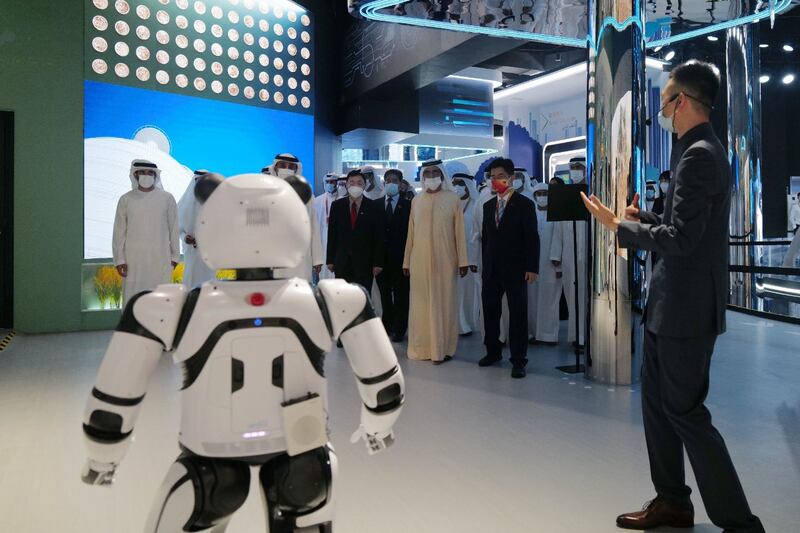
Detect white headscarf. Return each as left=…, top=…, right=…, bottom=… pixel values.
left=265, top=153, right=303, bottom=177
left=361, top=165, right=385, bottom=199
left=129, top=159, right=163, bottom=190
left=514, top=167, right=534, bottom=200
left=452, top=172, right=478, bottom=201
left=419, top=160, right=454, bottom=192
left=177, top=169, right=209, bottom=234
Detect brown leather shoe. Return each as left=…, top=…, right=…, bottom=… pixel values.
left=616, top=497, right=694, bottom=530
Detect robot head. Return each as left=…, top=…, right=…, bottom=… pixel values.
left=194, top=173, right=312, bottom=270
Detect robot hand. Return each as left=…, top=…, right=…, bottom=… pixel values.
left=350, top=426, right=395, bottom=455
left=81, top=459, right=117, bottom=487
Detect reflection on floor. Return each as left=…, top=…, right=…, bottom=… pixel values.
left=0, top=311, right=798, bottom=532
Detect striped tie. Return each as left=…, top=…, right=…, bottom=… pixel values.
left=496, top=197, right=506, bottom=226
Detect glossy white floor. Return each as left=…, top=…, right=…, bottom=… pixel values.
left=1, top=311, right=799, bottom=533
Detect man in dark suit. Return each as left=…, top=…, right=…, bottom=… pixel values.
left=478, top=158, right=540, bottom=379
left=376, top=169, right=412, bottom=342
left=326, top=169, right=384, bottom=291
left=582, top=61, right=764, bottom=532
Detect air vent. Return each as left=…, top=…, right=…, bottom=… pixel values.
left=246, top=208, right=269, bottom=226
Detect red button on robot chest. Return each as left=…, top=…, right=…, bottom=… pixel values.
left=249, top=292, right=267, bottom=306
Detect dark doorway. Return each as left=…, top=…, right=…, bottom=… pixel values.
left=0, top=111, right=13, bottom=329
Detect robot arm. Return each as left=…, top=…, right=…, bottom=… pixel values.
left=316, top=279, right=404, bottom=455
left=82, top=285, right=187, bottom=485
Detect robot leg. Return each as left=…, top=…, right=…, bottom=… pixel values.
left=259, top=445, right=338, bottom=533
left=144, top=453, right=250, bottom=533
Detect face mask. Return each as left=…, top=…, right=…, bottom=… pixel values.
left=348, top=186, right=364, bottom=199
left=385, top=183, right=400, bottom=197
left=569, top=170, right=584, bottom=183
left=337, top=184, right=347, bottom=196
left=325, top=183, right=336, bottom=193
left=535, top=196, right=548, bottom=208
left=493, top=180, right=510, bottom=195
left=512, top=179, right=523, bottom=190
left=454, top=185, right=466, bottom=197
left=276, top=168, right=294, bottom=179
left=138, top=174, right=155, bottom=188
left=645, top=189, right=656, bottom=201
left=424, top=177, right=442, bottom=191
left=657, top=98, right=678, bottom=134
left=659, top=182, right=669, bottom=194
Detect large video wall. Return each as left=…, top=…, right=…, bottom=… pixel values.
left=84, top=0, right=314, bottom=259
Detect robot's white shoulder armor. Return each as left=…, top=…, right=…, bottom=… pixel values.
left=125, top=284, right=188, bottom=350
left=315, top=279, right=374, bottom=338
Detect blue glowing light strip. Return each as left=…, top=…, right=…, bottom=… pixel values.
left=359, top=0, right=793, bottom=50
left=445, top=108, right=495, bottom=118
left=359, top=0, right=586, bottom=48
left=452, top=99, right=489, bottom=108
left=451, top=120, right=489, bottom=126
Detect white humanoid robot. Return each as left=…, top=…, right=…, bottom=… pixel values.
left=81, top=173, right=405, bottom=533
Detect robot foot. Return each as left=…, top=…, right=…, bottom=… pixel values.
left=144, top=453, right=250, bottom=533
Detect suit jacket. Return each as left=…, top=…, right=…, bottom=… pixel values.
left=381, top=195, right=412, bottom=267
left=618, top=123, right=730, bottom=338
left=481, top=191, right=540, bottom=281
left=326, top=196, right=385, bottom=274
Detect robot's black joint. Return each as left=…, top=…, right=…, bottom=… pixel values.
left=357, top=365, right=399, bottom=385
left=365, top=384, right=404, bottom=413
left=83, top=409, right=131, bottom=443
left=235, top=268, right=275, bottom=281
left=313, top=286, right=334, bottom=337
left=116, top=291, right=164, bottom=347
left=173, top=287, right=202, bottom=349
left=91, top=387, right=144, bottom=407
left=341, top=285, right=376, bottom=334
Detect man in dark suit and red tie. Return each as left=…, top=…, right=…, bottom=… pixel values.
left=326, top=169, right=385, bottom=292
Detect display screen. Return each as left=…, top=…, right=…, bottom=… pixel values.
left=84, top=0, right=314, bottom=259
left=419, top=77, right=494, bottom=137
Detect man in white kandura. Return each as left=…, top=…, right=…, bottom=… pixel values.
left=263, top=153, right=323, bottom=281
left=113, top=159, right=180, bottom=305
left=177, top=169, right=217, bottom=288
left=529, top=181, right=562, bottom=345
left=452, top=173, right=482, bottom=336
left=313, top=172, right=341, bottom=281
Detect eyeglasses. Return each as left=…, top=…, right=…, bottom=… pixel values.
left=661, top=91, right=713, bottom=112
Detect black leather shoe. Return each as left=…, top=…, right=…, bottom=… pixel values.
left=511, top=366, right=527, bottom=378
left=390, top=333, right=404, bottom=342
left=478, top=354, right=502, bottom=367
left=616, top=497, right=694, bottom=530
left=529, top=338, right=558, bottom=346
left=336, top=339, right=343, bottom=348
left=459, top=331, right=473, bottom=337
left=432, top=356, right=453, bottom=366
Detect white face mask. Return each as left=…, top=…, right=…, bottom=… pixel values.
left=454, top=185, right=466, bottom=197
left=569, top=170, right=584, bottom=183
left=276, top=168, right=295, bottom=179
left=512, top=179, right=523, bottom=190
left=348, top=185, right=364, bottom=199
left=325, top=183, right=336, bottom=193
left=657, top=98, right=678, bottom=134
left=535, top=196, right=548, bottom=208
left=384, top=183, right=400, bottom=197
left=337, top=184, right=348, bottom=197
left=138, top=174, right=155, bottom=188
left=424, top=177, right=442, bottom=191
left=659, top=182, right=669, bottom=194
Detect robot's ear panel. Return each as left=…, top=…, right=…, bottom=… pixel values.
left=285, top=175, right=312, bottom=204
left=194, top=173, right=225, bottom=204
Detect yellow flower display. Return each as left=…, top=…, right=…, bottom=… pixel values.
left=93, top=265, right=123, bottom=309
left=172, top=262, right=185, bottom=284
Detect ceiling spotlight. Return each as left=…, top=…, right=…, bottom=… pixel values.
left=707, top=35, right=718, bottom=42
left=653, top=46, right=662, bottom=52
left=759, top=74, right=770, bottom=84
left=782, top=74, right=795, bottom=85
left=783, top=44, right=794, bottom=52
left=759, top=44, right=769, bottom=49
left=664, top=50, right=676, bottom=61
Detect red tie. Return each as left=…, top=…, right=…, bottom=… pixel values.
left=350, top=202, right=358, bottom=229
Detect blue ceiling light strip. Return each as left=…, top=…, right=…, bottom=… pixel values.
left=452, top=99, right=490, bottom=107
left=445, top=108, right=495, bottom=118
left=359, top=0, right=794, bottom=50
left=359, top=0, right=586, bottom=48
